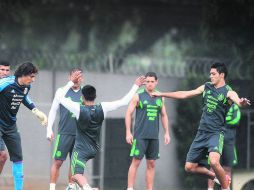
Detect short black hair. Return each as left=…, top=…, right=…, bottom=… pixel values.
left=211, top=62, right=228, bottom=79
left=0, top=61, right=10, bottom=67
left=69, top=68, right=83, bottom=75
left=14, top=62, right=38, bottom=78
left=145, top=72, right=157, bottom=80
left=82, top=85, right=96, bottom=101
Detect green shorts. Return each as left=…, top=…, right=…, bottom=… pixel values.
left=130, top=138, right=159, bottom=160
left=53, top=134, right=75, bottom=161
left=186, top=130, right=224, bottom=163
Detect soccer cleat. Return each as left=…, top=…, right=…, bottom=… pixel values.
left=213, top=175, right=231, bottom=187
left=213, top=177, right=220, bottom=185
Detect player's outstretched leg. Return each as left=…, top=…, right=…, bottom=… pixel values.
left=209, top=152, right=230, bottom=190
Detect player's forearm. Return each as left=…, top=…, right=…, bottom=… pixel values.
left=118, top=84, right=139, bottom=107
left=125, top=113, right=132, bottom=134
left=101, top=84, right=139, bottom=113
left=62, top=81, right=74, bottom=97
left=160, top=91, right=192, bottom=99
left=60, top=98, right=80, bottom=119
left=161, top=114, right=169, bottom=135
left=47, top=103, right=58, bottom=129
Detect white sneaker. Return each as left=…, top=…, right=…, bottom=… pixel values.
left=66, top=184, right=76, bottom=190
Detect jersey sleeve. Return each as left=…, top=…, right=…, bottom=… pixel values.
left=47, top=89, right=61, bottom=130
left=57, top=81, right=80, bottom=119
left=22, top=94, right=35, bottom=110
left=0, top=76, right=15, bottom=92
left=101, top=84, right=139, bottom=117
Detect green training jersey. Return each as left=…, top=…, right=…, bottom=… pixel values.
left=226, top=103, right=241, bottom=128
left=199, top=82, right=231, bottom=132
left=134, top=88, right=163, bottom=139
left=58, top=88, right=82, bottom=135
left=76, top=104, right=104, bottom=151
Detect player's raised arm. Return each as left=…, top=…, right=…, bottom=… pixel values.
left=151, top=85, right=205, bottom=99
left=57, top=71, right=82, bottom=119
left=227, top=90, right=251, bottom=107
left=100, top=76, right=145, bottom=115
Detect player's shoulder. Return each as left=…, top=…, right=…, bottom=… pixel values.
left=225, top=84, right=232, bottom=91
left=0, top=75, right=15, bottom=86
left=204, top=81, right=212, bottom=86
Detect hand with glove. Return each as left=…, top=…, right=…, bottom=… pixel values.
left=32, top=108, right=48, bottom=127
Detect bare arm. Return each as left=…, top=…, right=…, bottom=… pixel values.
left=161, top=99, right=170, bottom=145
left=227, top=90, right=251, bottom=107
left=152, top=85, right=205, bottom=99
left=56, top=82, right=80, bottom=119
left=125, top=94, right=139, bottom=145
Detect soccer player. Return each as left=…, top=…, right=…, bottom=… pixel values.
left=207, top=103, right=241, bottom=190
left=56, top=72, right=145, bottom=190
left=0, top=61, right=11, bottom=78
left=152, top=62, right=250, bottom=190
left=0, top=61, right=11, bottom=174
left=126, top=72, right=170, bottom=190
left=47, top=68, right=83, bottom=190
left=0, top=62, right=48, bottom=190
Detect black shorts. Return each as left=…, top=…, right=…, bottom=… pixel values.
left=130, top=138, right=159, bottom=160
left=221, top=144, right=237, bottom=167
left=186, top=130, right=224, bottom=163
left=53, top=134, right=75, bottom=161
left=0, top=138, right=6, bottom=151
left=0, top=124, right=22, bottom=162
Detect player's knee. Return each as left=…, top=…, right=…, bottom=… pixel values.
left=71, top=175, right=76, bottom=183
left=54, top=160, right=63, bottom=168
left=210, top=159, right=220, bottom=169
left=0, top=152, right=8, bottom=163
left=147, top=160, right=155, bottom=169
left=185, top=163, right=194, bottom=173
left=132, top=158, right=141, bottom=167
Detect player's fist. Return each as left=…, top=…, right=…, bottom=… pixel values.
left=126, top=132, right=133, bottom=145
left=32, top=108, right=48, bottom=127
left=46, top=127, right=54, bottom=141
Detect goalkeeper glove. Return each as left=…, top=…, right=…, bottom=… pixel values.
left=32, top=108, right=48, bottom=127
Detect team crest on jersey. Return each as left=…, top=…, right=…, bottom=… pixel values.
left=156, top=99, right=162, bottom=107
left=217, top=94, right=224, bottom=101
left=23, top=88, right=28, bottom=94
